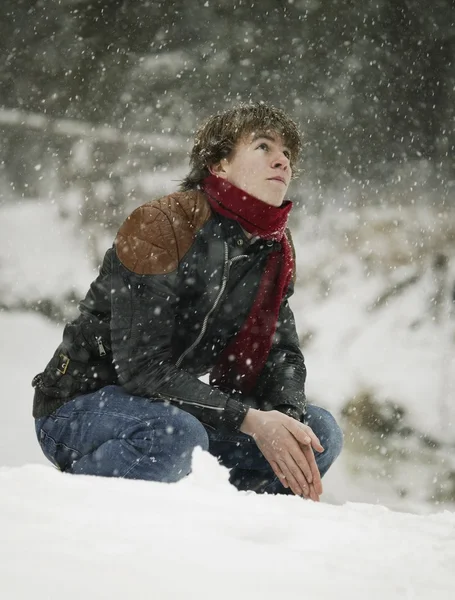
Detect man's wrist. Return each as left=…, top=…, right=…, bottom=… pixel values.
left=240, top=407, right=259, bottom=436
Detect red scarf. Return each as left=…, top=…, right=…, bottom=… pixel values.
left=202, top=174, right=294, bottom=394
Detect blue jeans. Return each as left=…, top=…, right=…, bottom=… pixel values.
left=35, top=385, right=343, bottom=493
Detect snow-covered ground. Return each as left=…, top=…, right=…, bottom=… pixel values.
left=2, top=454, right=455, bottom=600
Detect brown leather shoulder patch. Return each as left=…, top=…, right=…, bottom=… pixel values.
left=285, top=227, right=297, bottom=284
left=115, top=190, right=212, bottom=275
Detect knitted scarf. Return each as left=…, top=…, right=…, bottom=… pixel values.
left=202, top=174, right=294, bottom=394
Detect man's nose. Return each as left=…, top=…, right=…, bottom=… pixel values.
left=272, top=152, right=290, bottom=169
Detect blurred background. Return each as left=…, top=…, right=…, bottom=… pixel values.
left=1, top=0, right=454, bottom=513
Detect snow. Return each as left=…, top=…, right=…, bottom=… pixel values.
left=1, top=452, right=455, bottom=600
left=1, top=311, right=60, bottom=468
left=1, top=200, right=96, bottom=308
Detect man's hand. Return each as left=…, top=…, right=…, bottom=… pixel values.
left=240, top=409, right=324, bottom=501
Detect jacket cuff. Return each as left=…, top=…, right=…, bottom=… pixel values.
left=223, top=398, right=249, bottom=432
left=275, top=404, right=303, bottom=422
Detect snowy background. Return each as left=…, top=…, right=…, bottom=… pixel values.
left=1, top=2, right=455, bottom=598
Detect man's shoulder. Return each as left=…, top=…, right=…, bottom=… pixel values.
left=115, top=189, right=212, bottom=275
left=124, top=189, right=211, bottom=229
left=150, top=189, right=212, bottom=222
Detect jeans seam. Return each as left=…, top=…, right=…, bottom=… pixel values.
left=39, top=431, right=82, bottom=470
left=118, top=426, right=156, bottom=478
left=63, top=409, right=147, bottom=423
left=48, top=409, right=149, bottom=462
left=121, top=451, right=148, bottom=478
left=40, top=430, right=82, bottom=457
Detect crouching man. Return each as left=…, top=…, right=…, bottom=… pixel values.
left=32, top=103, right=343, bottom=500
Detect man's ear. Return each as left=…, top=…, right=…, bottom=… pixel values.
left=209, top=159, right=228, bottom=179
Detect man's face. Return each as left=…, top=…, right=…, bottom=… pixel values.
left=211, top=131, right=292, bottom=207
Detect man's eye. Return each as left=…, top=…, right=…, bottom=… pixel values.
left=258, top=143, right=269, bottom=151
left=284, top=150, right=291, bottom=159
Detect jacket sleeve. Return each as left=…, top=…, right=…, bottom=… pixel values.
left=110, top=201, right=248, bottom=432
left=253, top=284, right=308, bottom=422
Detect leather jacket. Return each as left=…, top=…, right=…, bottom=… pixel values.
left=32, top=190, right=307, bottom=431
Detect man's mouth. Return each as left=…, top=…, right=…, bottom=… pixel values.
left=268, top=177, right=286, bottom=184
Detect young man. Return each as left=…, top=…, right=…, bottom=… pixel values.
left=32, top=103, right=343, bottom=501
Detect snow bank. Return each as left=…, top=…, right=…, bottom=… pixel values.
left=1, top=450, right=454, bottom=600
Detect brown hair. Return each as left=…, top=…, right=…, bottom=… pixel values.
left=179, top=102, right=302, bottom=191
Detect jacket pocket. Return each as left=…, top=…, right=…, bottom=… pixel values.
left=34, top=342, right=117, bottom=401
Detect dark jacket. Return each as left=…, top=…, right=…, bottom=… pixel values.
left=32, top=190, right=307, bottom=431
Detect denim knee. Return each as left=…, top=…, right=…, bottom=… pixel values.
left=161, top=407, right=210, bottom=456
left=305, top=406, right=343, bottom=476
left=128, top=407, right=210, bottom=482
left=325, top=414, right=343, bottom=462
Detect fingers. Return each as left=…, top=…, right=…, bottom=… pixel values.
left=281, top=460, right=320, bottom=501
left=308, top=483, right=320, bottom=502
left=301, top=444, right=323, bottom=496
left=287, top=422, right=324, bottom=453
left=309, top=432, right=325, bottom=454
left=255, top=416, right=323, bottom=500
left=282, top=427, right=323, bottom=498
left=277, top=459, right=308, bottom=497
left=269, top=460, right=289, bottom=489
left=286, top=442, right=322, bottom=500
left=291, top=423, right=323, bottom=495
left=267, top=451, right=309, bottom=497
left=285, top=421, right=312, bottom=447
left=287, top=437, right=314, bottom=484
left=278, top=454, right=313, bottom=498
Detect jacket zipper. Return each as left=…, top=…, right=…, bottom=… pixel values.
left=154, top=392, right=224, bottom=412
left=95, top=336, right=107, bottom=357
left=175, top=242, right=248, bottom=368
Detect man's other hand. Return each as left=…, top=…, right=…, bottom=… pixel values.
left=240, top=409, right=324, bottom=500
